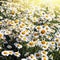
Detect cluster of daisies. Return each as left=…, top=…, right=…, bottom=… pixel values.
left=0, top=1, right=60, bottom=60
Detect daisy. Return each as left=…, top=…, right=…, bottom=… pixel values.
left=21, top=36, right=29, bottom=42
left=5, top=30, right=11, bottom=35
left=54, top=37, right=60, bottom=43
left=27, top=54, right=37, bottom=60
left=32, top=17, right=38, bottom=23
left=0, top=32, right=4, bottom=39
left=39, top=28, right=47, bottom=36
left=50, top=41, right=55, bottom=46
left=10, top=7, right=17, bottom=15
left=7, top=20, right=16, bottom=26
left=14, top=19, right=19, bottom=24
left=19, top=22, right=26, bottom=30
left=57, top=42, right=60, bottom=48
left=20, top=30, right=26, bottom=36
left=14, top=43, right=22, bottom=49
left=50, top=29, right=55, bottom=33
left=55, top=32, right=60, bottom=38
left=1, top=51, right=9, bottom=56
left=44, top=25, right=51, bottom=32
left=46, top=35, right=52, bottom=40
left=44, top=14, right=52, bottom=21
left=36, top=26, right=42, bottom=31
left=42, top=55, right=48, bottom=60
left=27, top=41, right=36, bottom=47
left=41, top=50, right=48, bottom=56
left=0, top=21, right=3, bottom=25
left=14, top=52, right=20, bottom=57
left=42, top=45, right=48, bottom=50
left=8, top=51, right=14, bottom=55
left=33, top=32, right=39, bottom=38
left=20, top=29, right=30, bottom=36
left=34, top=52, right=41, bottom=58
left=49, top=45, right=55, bottom=51
left=41, top=40, right=47, bottom=46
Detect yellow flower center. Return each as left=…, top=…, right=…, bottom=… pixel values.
left=41, top=30, right=46, bottom=34
left=41, top=40, right=46, bottom=44
left=58, top=43, right=60, bottom=46
left=17, top=44, right=21, bottom=47
left=43, top=57, right=46, bottom=60
left=56, top=38, right=59, bottom=42
left=14, top=20, right=19, bottom=23
left=11, top=10, right=15, bottom=15
left=42, top=51, right=46, bottom=54
left=0, top=34, right=3, bottom=38
left=4, top=52, right=8, bottom=54
left=29, top=42, right=34, bottom=45
left=21, top=31, right=25, bottom=35
left=0, top=22, right=2, bottom=25
left=37, top=26, right=41, bottom=30
left=36, top=53, right=40, bottom=57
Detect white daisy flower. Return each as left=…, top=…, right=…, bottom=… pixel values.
left=1, top=51, right=9, bottom=56
left=0, top=32, right=4, bottom=39
left=41, top=50, right=48, bottom=56
left=14, top=43, right=22, bottom=49
left=39, top=28, right=47, bottom=36
left=8, top=50, right=14, bottom=55
left=14, top=52, right=20, bottom=57
left=41, top=40, right=47, bottom=46
left=27, top=41, right=36, bottom=47
left=57, top=42, right=60, bottom=48
left=54, top=37, right=60, bottom=43
left=41, top=55, right=48, bottom=60
left=33, top=32, right=39, bottom=38
left=34, top=52, right=41, bottom=58
left=42, top=45, right=48, bottom=50
left=27, top=54, right=37, bottom=60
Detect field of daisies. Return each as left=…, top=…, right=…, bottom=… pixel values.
left=0, top=1, right=60, bottom=60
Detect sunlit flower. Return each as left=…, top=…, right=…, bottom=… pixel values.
left=14, top=19, right=19, bottom=24
left=42, top=55, right=48, bottom=60
left=57, top=42, right=60, bottom=48
left=33, top=32, right=39, bottom=38
left=27, top=54, right=37, bottom=60
left=14, top=52, right=20, bottom=57
left=14, top=43, right=22, bottom=49
left=1, top=51, right=9, bottom=56
left=0, top=32, right=4, bottom=39
left=0, top=21, right=3, bottom=25
left=8, top=51, right=14, bottom=55
left=36, top=26, right=42, bottom=31
left=41, top=40, right=47, bottom=46
left=34, top=52, right=41, bottom=58
left=54, top=38, right=60, bottom=43
left=41, top=50, right=48, bottom=56
left=19, top=22, right=26, bottom=29
left=44, top=14, right=52, bottom=21
left=39, top=28, right=47, bottom=36
left=27, top=41, right=36, bottom=47
left=42, top=45, right=48, bottom=50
